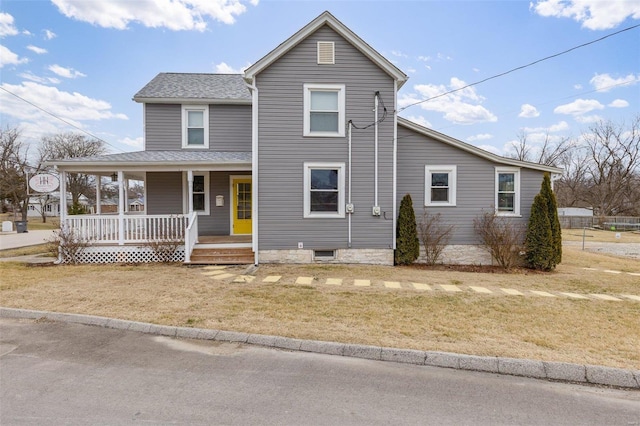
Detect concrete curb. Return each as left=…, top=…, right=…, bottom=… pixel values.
left=2, top=307, right=638, bottom=390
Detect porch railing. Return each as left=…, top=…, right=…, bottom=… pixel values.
left=184, top=212, right=199, bottom=263
left=64, top=214, right=189, bottom=245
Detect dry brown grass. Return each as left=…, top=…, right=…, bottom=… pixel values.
left=562, top=228, right=640, bottom=243
left=1, top=244, right=639, bottom=370
left=0, top=213, right=59, bottom=231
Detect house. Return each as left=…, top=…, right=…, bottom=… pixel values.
left=49, top=11, right=561, bottom=265
left=27, top=192, right=90, bottom=218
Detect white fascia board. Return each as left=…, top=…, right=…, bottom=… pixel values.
left=51, top=163, right=251, bottom=173
left=244, top=11, right=408, bottom=87
left=397, top=117, right=563, bottom=174
left=132, top=97, right=251, bottom=105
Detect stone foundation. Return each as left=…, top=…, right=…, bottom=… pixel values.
left=258, top=248, right=393, bottom=265
left=417, top=245, right=493, bottom=265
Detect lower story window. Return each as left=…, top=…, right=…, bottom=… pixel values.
left=304, top=162, right=345, bottom=218
left=425, top=165, right=457, bottom=206
left=495, top=167, right=520, bottom=216
left=184, top=172, right=210, bottom=215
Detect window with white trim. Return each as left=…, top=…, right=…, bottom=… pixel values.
left=495, top=167, right=520, bottom=216
left=304, top=162, right=345, bottom=218
left=183, top=172, right=210, bottom=215
left=182, top=105, right=209, bottom=148
left=303, top=84, right=345, bottom=137
left=425, top=165, right=457, bottom=206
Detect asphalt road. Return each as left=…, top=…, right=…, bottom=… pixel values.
left=1, top=319, right=639, bottom=425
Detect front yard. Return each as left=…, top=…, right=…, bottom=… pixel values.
left=1, top=231, right=638, bottom=370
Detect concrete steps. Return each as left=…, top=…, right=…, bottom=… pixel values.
left=188, top=247, right=254, bottom=265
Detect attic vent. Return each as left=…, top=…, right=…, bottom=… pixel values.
left=317, top=42, right=335, bottom=65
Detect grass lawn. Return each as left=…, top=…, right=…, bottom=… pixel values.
left=0, top=213, right=59, bottom=231
left=1, top=231, right=638, bottom=370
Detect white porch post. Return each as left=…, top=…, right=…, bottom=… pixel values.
left=59, top=170, right=67, bottom=222
left=58, top=170, right=67, bottom=263
left=118, top=171, right=125, bottom=245
left=187, top=170, right=194, bottom=214
left=125, top=177, right=130, bottom=213
left=95, top=175, right=102, bottom=215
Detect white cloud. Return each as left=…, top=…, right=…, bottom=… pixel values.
left=51, top=0, right=257, bottom=31
left=518, top=103, right=540, bottom=118
left=0, top=45, right=29, bottom=68
left=27, top=45, right=48, bottom=54
left=608, top=99, right=629, bottom=108
left=120, top=136, right=143, bottom=148
left=399, top=77, right=497, bottom=125
left=472, top=67, right=480, bottom=73
left=417, top=56, right=431, bottom=62
left=478, top=144, right=502, bottom=156
left=213, top=61, right=249, bottom=74
left=391, top=50, right=408, bottom=58
left=467, top=133, right=493, bottom=142
left=574, top=84, right=583, bottom=90
left=48, top=64, right=86, bottom=78
left=522, top=121, right=570, bottom=134
left=589, top=73, right=639, bottom=92
left=18, top=71, right=61, bottom=84
left=0, top=12, right=18, bottom=37
left=44, top=29, right=57, bottom=40
left=407, top=67, right=416, bottom=74
left=531, top=0, right=640, bottom=30
left=405, top=115, right=432, bottom=128
left=0, top=81, right=128, bottom=144
left=575, top=114, right=603, bottom=124
left=554, top=98, right=604, bottom=115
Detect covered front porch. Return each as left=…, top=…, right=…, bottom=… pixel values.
left=50, top=151, right=254, bottom=264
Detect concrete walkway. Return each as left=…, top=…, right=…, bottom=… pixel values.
left=200, top=266, right=640, bottom=303
left=0, top=230, right=54, bottom=250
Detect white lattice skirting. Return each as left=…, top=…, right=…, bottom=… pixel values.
left=65, top=246, right=185, bottom=264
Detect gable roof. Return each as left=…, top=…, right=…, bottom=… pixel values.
left=244, top=11, right=408, bottom=87
left=133, top=73, right=251, bottom=104
left=398, top=117, right=563, bottom=174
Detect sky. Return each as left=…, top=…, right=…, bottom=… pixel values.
left=1, top=0, right=639, bottom=159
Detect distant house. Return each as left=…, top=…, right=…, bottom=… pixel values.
left=48, top=11, right=562, bottom=265
left=27, top=193, right=90, bottom=218
left=558, top=207, right=593, bottom=217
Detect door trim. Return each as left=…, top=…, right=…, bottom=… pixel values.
left=229, top=175, right=252, bottom=235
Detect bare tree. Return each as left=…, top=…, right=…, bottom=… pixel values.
left=507, top=130, right=572, bottom=167
left=40, top=132, right=106, bottom=209
left=417, top=209, right=454, bottom=265
left=0, top=127, right=41, bottom=221
left=555, top=116, right=640, bottom=216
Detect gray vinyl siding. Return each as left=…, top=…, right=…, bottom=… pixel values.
left=256, top=25, right=396, bottom=250
left=396, top=125, right=545, bottom=244
left=145, top=104, right=181, bottom=151
left=146, top=172, right=183, bottom=214
left=146, top=171, right=249, bottom=236
left=145, top=103, right=251, bottom=152
left=210, top=105, right=252, bottom=152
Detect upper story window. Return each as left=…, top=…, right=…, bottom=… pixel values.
left=303, top=162, right=345, bottom=218
left=425, top=165, right=457, bottom=206
left=303, top=84, right=345, bottom=137
left=182, top=105, right=209, bottom=149
left=495, top=167, right=520, bottom=216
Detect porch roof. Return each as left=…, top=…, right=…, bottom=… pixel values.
left=48, top=150, right=252, bottom=173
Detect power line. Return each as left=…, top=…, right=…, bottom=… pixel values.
left=0, top=86, right=126, bottom=153
left=398, top=23, right=640, bottom=113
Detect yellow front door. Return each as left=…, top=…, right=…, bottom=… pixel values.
left=232, top=178, right=252, bottom=235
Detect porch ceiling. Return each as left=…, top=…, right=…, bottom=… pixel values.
left=47, top=150, right=252, bottom=173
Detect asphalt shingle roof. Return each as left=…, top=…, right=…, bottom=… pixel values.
left=133, top=73, right=251, bottom=102
left=50, top=150, right=251, bottom=165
